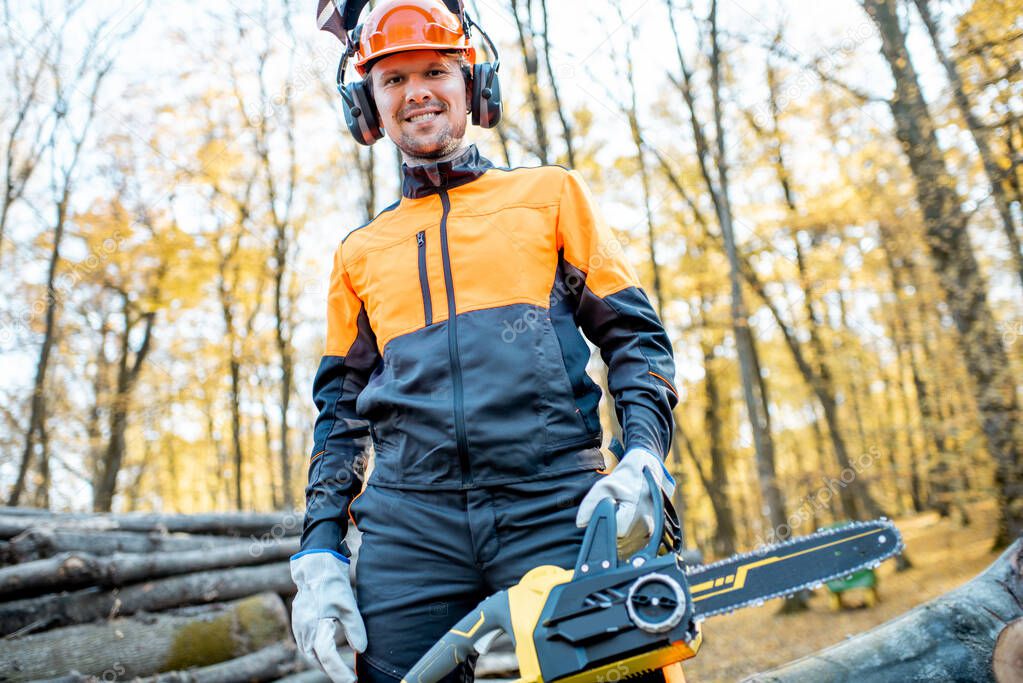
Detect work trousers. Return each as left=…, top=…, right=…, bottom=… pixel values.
left=351, top=465, right=597, bottom=681
left=349, top=463, right=678, bottom=682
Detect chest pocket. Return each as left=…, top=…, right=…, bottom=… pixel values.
left=353, top=229, right=447, bottom=351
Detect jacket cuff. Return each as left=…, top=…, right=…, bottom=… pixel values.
left=299, top=516, right=347, bottom=555
left=290, top=548, right=350, bottom=564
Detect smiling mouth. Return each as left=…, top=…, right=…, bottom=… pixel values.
left=406, top=111, right=441, bottom=123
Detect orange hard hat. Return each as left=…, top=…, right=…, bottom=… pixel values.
left=353, top=0, right=477, bottom=76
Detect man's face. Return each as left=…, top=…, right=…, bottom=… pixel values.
left=370, top=50, right=470, bottom=159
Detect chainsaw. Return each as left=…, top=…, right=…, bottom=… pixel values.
left=402, top=470, right=903, bottom=683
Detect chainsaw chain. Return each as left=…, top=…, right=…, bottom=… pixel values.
left=681, top=518, right=904, bottom=621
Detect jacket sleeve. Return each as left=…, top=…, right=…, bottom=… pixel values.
left=300, top=242, right=380, bottom=554
left=555, top=169, right=679, bottom=461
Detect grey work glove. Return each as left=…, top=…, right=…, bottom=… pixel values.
left=576, top=447, right=675, bottom=558
left=290, top=550, right=367, bottom=683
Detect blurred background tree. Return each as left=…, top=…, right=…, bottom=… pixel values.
left=0, top=0, right=1019, bottom=556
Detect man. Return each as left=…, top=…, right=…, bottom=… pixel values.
left=292, top=2, right=680, bottom=681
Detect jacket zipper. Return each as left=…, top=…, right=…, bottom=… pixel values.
left=416, top=231, right=433, bottom=326
left=438, top=190, right=472, bottom=487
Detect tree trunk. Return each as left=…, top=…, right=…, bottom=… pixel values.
left=93, top=394, right=128, bottom=513
left=751, top=64, right=875, bottom=522
left=537, top=0, right=574, bottom=166
left=883, top=244, right=952, bottom=515
left=835, top=288, right=884, bottom=519
left=262, top=388, right=280, bottom=510
left=0, top=527, right=250, bottom=565
left=8, top=53, right=110, bottom=506
left=738, top=263, right=870, bottom=523
left=93, top=296, right=156, bottom=512
left=659, top=0, right=791, bottom=572
left=510, top=0, right=548, bottom=163
left=700, top=330, right=738, bottom=557
left=133, top=641, right=300, bottom=683
left=34, top=415, right=51, bottom=508
left=8, top=187, right=69, bottom=506
left=792, top=244, right=863, bottom=520
left=880, top=275, right=927, bottom=513
left=747, top=537, right=1023, bottom=682
left=251, top=31, right=301, bottom=515
left=879, top=365, right=910, bottom=515
left=862, top=0, right=1023, bottom=547
left=0, top=508, right=302, bottom=538
left=0, top=592, right=290, bottom=681
left=358, top=145, right=375, bottom=222
left=912, top=0, right=1023, bottom=291
left=613, top=21, right=689, bottom=530
left=214, top=220, right=247, bottom=513
left=620, top=27, right=664, bottom=329
left=808, top=406, right=835, bottom=525
left=0, top=538, right=297, bottom=597
left=708, top=1, right=786, bottom=539
left=229, top=354, right=244, bottom=510
left=274, top=247, right=294, bottom=511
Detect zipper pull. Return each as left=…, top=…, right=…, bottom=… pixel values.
left=417, top=231, right=425, bottom=247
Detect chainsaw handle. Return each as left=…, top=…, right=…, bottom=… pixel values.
left=574, top=468, right=683, bottom=575
left=401, top=590, right=513, bottom=683
left=635, top=467, right=683, bottom=560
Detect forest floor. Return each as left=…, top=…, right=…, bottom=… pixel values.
left=682, top=498, right=1001, bottom=682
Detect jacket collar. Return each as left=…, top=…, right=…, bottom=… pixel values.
left=401, top=144, right=493, bottom=199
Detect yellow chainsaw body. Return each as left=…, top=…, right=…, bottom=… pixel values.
left=508, top=565, right=701, bottom=683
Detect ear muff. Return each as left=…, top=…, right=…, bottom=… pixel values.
left=341, top=79, right=384, bottom=146
left=470, top=61, right=501, bottom=129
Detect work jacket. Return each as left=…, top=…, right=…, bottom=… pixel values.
left=301, top=144, right=678, bottom=553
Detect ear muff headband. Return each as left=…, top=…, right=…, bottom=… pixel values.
left=465, top=13, right=502, bottom=129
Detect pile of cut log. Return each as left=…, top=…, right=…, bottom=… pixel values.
left=0, top=506, right=522, bottom=683
left=0, top=507, right=323, bottom=682
left=5, top=506, right=1020, bottom=681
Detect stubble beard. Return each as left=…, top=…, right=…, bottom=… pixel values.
left=397, top=113, right=467, bottom=160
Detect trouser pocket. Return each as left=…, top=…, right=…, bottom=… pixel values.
left=484, top=467, right=604, bottom=591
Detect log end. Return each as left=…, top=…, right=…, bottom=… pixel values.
left=994, top=617, right=1023, bottom=683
